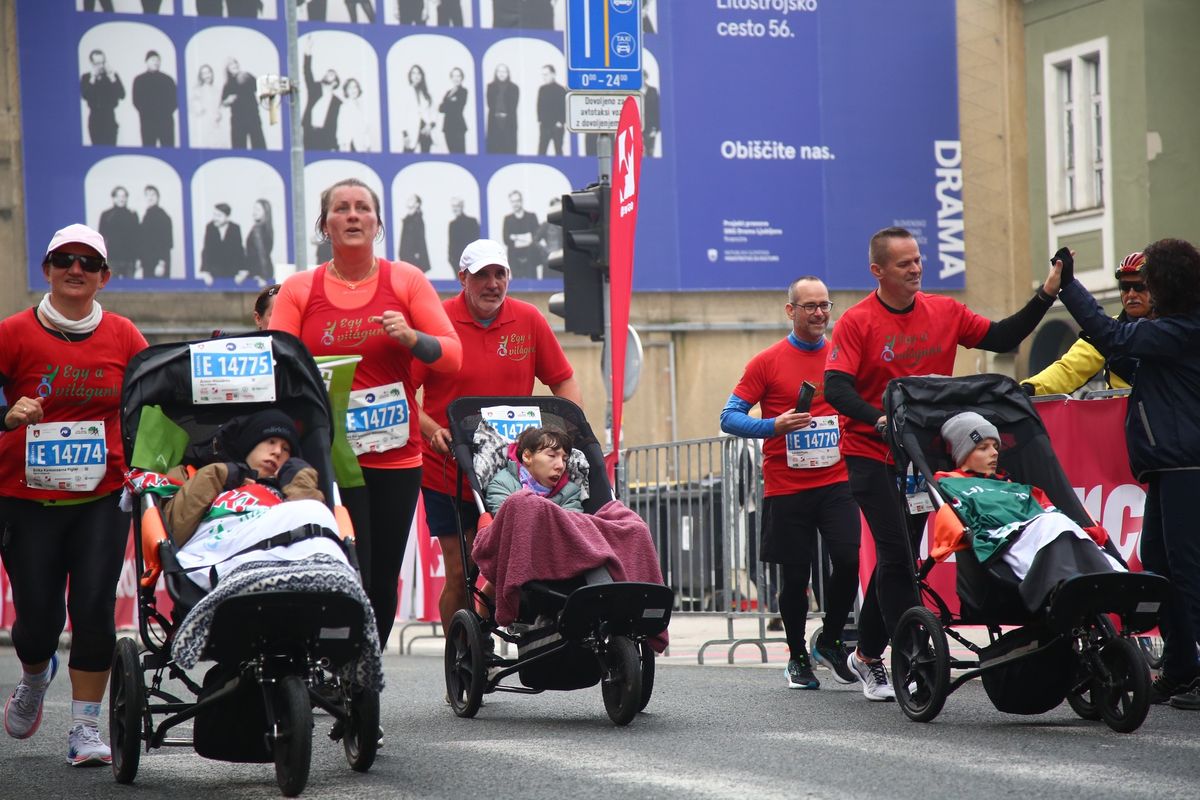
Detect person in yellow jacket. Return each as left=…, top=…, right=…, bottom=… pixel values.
left=1022, top=252, right=1153, bottom=395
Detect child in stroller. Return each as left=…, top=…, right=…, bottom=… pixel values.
left=930, top=411, right=1125, bottom=613
left=441, top=396, right=673, bottom=726
left=113, top=331, right=384, bottom=797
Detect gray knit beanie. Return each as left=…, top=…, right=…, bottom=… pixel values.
left=941, top=411, right=1000, bottom=467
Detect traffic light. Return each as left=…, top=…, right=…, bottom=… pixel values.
left=547, top=184, right=609, bottom=339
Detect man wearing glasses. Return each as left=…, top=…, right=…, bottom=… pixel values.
left=720, top=277, right=862, bottom=692
left=824, top=226, right=1063, bottom=701
left=1021, top=252, right=1153, bottom=396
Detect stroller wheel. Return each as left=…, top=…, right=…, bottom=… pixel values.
left=342, top=686, right=379, bottom=773
left=638, top=641, right=656, bottom=713
left=1136, top=635, right=1164, bottom=671
left=601, top=635, right=642, bottom=726
left=1066, top=682, right=1102, bottom=721
left=892, top=607, right=950, bottom=723
left=109, top=637, right=144, bottom=785
left=444, top=609, right=486, bottom=718
left=273, top=675, right=313, bottom=797
left=1094, top=637, right=1151, bottom=734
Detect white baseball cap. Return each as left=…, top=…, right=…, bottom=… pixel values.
left=458, top=239, right=510, bottom=274
left=45, top=223, right=108, bottom=261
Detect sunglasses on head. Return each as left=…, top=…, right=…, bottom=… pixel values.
left=45, top=252, right=107, bottom=273
left=1119, top=282, right=1147, bottom=294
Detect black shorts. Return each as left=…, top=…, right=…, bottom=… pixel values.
left=421, top=488, right=481, bottom=537
left=760, top=482, right=860, bottom=565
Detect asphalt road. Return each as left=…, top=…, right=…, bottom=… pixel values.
left=1, top=648, right=1197, bottom=800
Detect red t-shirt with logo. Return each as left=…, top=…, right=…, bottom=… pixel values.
left=731, top=337, right=847, bottom=497
left=0, top=308, right=147, bottom=501
left=826, top=292, right=989, bottom=462
left=414, top=293, right=575, bottom=496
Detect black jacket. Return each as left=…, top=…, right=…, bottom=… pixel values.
left=1060, top=281, right=1200, bottom=480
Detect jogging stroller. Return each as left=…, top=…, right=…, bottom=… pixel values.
left=110, top=331, right=380, bottom=796
left=441, top=396, right=673, bottom=726
left=882, top=374, right=1168, bottom=733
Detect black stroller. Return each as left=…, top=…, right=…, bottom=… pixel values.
left=882, top=374, right=1168, bottom=733
left=111, top=331, right=380, bottom=796
left=441, top=396, right=673, bottom=726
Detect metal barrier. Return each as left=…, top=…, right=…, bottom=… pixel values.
left=620, top=435, right=836, bottom=664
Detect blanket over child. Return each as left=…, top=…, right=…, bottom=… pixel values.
left=472, top=489, right=669, bottom=652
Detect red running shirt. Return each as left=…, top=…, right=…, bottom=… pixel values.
left=731, top=337, right=847, bottom=497
left=413, top=293, right=574, bottom=497
left=825, top=292, right=989, bottom=462
left=0, top=308, right=147, bottom=501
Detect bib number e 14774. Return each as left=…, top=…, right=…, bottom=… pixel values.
left=25, top=420, right=107, bottom=492
left=481, top=405, right=543, bottom=443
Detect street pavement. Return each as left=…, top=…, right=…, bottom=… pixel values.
left=1, top=616, right=1198, bottom=800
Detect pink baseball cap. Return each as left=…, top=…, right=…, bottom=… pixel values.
left=458, top=239, right=510, bottom=274
left=44, top=223, right=107, bottom=261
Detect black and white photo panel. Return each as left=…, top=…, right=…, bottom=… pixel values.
left=84, top=155, right=186, bottom=280
left=386, top=35, right=478, bottom=156
left=481, top=38, right=568, bottom=157
left=79, top=22, right=179, bottom=148
left=191, top=157, right=288, bottom=286
left=184, top=26, right=284, bottom=150
left=391, top=163, right=482, bottom=279
left=486, top=162, right=571, bottom=282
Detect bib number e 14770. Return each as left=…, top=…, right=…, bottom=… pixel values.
left=785, top=415, right=841, bottom=469
left=25, top=420, right=107, bottom=492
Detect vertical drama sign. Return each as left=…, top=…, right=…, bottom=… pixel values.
left=606, top=95, right=642, bottom=477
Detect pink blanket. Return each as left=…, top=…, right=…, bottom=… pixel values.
left=473, top=490, right=669, bottom=651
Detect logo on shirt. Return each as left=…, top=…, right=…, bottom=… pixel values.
left=37, top=364, right=59, bottom=397
left=880, top=331, right=942, bottom=367
left=880, top=337, right=896, bottom=363
left=497, top=332, right=534, bottom=362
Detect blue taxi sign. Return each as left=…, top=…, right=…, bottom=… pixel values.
left=566, top=0, right=642, bottom=91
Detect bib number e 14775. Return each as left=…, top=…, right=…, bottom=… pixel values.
left=189, top=337, right=276, bottom=404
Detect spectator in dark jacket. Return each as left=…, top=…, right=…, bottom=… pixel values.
left=1056, top=238, right=1200, bottom=711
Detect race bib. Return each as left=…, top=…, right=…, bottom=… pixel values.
left=25, top=420, right=107, bottom=492
left=904, top=465, right=935, bottom=514
left=345, top=382, right=409, bottom=456
left=190, top=337, right=276, bottom=404
left=785, top=415, right=841, bottom=469
left=482, top=405, right=542, bottom=443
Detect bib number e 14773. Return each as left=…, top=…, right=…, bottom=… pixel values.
left=345, top=382, right=409, bottom=456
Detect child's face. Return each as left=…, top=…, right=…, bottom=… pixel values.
left=960, top=439, right=999, bottom=475
left=247, top=436, right=292, bottom=479
left=522, top=444, right=567, bottom=487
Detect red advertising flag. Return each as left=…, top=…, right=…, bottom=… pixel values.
left=606, top=95, right=642, bottom=480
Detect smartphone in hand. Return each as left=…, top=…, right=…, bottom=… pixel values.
left=795, top=381, right=816, bottom=413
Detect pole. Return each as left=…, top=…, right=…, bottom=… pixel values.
left=284, top=0, right=307, bottom=272
left=597, top=133, right=613, bottom=448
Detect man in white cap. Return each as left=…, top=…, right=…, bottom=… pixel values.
left=413, top=239, right=581, bottom=631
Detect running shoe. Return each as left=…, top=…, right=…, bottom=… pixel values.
left=846, top=651, right=895, bottom=701
left=785, top=653, right=820, bottom=690
left=812, top=637, right=857, bottom=685
left=66, top=723, right=112, bottom=767
left=4, top=654, right=58, bottom=740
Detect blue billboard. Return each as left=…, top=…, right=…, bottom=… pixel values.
left=17, top=1, right=961, bottom=294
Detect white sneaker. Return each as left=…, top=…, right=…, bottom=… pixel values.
left=846, top=652, right=896, bottom=702
left=66, top=723, right=112, bottom=767
left=4, top=654, right=57, bottom=740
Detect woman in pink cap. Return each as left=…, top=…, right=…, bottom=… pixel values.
left=0, top=223, right=146, bottom=766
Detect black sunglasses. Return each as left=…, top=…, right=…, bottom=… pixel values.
left=45, top=252, right=107, bottom=273
left=1119, top=282, right=1147, bottom=294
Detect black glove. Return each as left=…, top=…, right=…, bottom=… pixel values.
left=1052, top=246, right=1074, bottom=287
left=222, top=461, right=254, bottom=491
left=276, top=457, right=314, bottom=488
left=1019, top=382, right=1035, bottom=397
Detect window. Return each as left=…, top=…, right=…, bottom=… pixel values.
left=1045, top=43, right=1108, bottom=215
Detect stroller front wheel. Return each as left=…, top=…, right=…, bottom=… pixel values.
left=1093, top=636, right=1151, bottom=733
left=273, top=675, right=313, bottom=797
left=109, top=637, right=144, bottom=785
left=892, top=607, right=950, bottom=723
left=638, top=640, right=656, bottom=712
left=342, top=686, right=380, bottom=772
left=444, top=609, right=486, bottom=718
left=601, top=635, right=643, bottom=726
